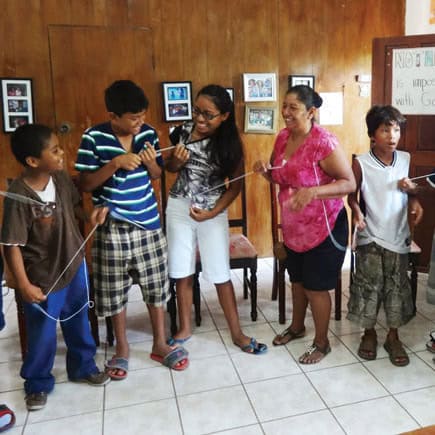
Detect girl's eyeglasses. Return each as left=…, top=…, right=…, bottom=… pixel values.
left=192, top=108, right=221, bottom=121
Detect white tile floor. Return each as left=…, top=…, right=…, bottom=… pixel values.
left=1, top=254, right=435, bottom=435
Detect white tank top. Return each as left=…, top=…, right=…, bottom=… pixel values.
left=357, top=150, right=411, bottom=254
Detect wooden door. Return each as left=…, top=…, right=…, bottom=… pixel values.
left=49, top=25, right=156, bottom=172
left=48, top=25, right=163, bottom=255
left=372, top=34, right=435, bottom=269
left=48, top=25, right=166, bottom=212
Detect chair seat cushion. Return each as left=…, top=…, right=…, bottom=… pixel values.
left=195, top=234, right=257, bottom=263
left=229, top=234, right=257, bottom=259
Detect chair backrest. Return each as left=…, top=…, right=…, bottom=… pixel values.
left=2, top=178, right=17, bottom=288
left=229, top=178, right=248, bottom=237
left=270, top=182, right=283, bottom=245
left=151, top=176, right=165, bottom=224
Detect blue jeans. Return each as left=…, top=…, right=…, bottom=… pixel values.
left=20, top=261, right=98, bottom=394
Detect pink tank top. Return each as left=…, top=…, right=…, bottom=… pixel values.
left=271, top=124, right=343, bottom=252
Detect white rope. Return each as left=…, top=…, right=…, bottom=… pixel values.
left=44, top=223, right=99, bottom=297
left=409, top=172, right=435, bottom=182
left=155, top=145, right=176, bottom=154
left=0, top=190, right=45, bottom=206
left=32, top=260, right=94, bottom=322
left=194, top=166, right=284, bottom=197
left=312, top=163, right=347, bottom=252
left=199, top=171, right=255, bottom=196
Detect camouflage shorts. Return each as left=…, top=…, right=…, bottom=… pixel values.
left=347, top=242, right=414, bottom=329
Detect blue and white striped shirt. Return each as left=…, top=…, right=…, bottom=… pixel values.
left=75, top=122, right=163, bottom=230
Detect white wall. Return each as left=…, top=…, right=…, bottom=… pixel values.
left=406, top=0, right=435, bottom=35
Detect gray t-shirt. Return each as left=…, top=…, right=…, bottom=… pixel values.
left=169, top=122, right=226, bottom=210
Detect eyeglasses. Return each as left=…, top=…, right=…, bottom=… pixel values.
left=192, top=107, right=221, bottom=121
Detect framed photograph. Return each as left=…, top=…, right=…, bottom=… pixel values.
left=225, top=87, right=234, bottom=101
left=288, top=75, right=315, bottom=89
left=244, top=106, right=277, bottom=134
left=1, top=78, right=34, bottom=132
left=243, top=73, right=276, bottom=102
left=161, top=81, right=192, bottom=122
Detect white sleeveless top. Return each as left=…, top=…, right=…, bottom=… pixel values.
left=357, top=150, right=411, bottom=254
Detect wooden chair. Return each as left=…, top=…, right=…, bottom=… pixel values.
left=167, top=178, right=258, bottom=335
left=73, top=179, right=110, bottom=347
left=1, top=257, right=27, bottom=360
left=269, top=182, right=343, bottom=324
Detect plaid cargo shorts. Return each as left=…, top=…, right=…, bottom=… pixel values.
left=92, top=219, right=169, bottom=317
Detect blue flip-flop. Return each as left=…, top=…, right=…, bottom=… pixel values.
left=167, top=336, right=191, bottom=346
left=237, top=337, right=268, bottom=355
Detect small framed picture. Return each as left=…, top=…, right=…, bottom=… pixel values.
left=1, top=78, right=34, bottom=132
left=288, top=75, right=315, bottom=89
left=161, top=81, right=192, bottom=122
left=225, top=87, right=234, bottom=101
left=244, top=106, right=277, bottom=134
left=243, top=73, right=276, bottom=102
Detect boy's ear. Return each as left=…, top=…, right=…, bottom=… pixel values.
left=25, top=156, right=40, bottom=168
left=108, top=112, right=117, bottom=120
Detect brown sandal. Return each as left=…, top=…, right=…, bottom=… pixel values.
left=273, top=326, right=305, bottom=346
left=384, top=339, right=409, bottom=367
left=299, top=342, right=331, bottom=364
left=358, top=332, right=378, bottom=360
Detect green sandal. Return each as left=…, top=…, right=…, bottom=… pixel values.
left=384, top=339, right=409, bottom=367
left=358, top=332, right=378, bottom=360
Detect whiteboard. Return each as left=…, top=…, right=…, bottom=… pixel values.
left=392, top=47, right=435, bottom=114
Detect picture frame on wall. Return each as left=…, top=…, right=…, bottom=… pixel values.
left=243, top=73, right=276, bottom=102
left=0, top=78, right=34, bottom=133
left=288, top=74, right=315, bottom=89
left=162, top=81, right=192, bottom=122
left=244, top=105, right=277, bottom=134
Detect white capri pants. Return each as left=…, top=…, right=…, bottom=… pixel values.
left=166, top=196, right=231, bottom=284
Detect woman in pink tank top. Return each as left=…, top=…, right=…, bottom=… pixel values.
left=254, top=85, right=355, bottom=364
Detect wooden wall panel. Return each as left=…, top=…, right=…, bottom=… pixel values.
left=0, top=0, right=405, bottom=257
left=235, top=0, right=280, bottom=256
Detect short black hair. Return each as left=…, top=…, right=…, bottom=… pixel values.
left=104, top=80, right=149, bottom=116
left=366, top=105, right=406, bottom=138
left=11, top=123, right=53, bottom=166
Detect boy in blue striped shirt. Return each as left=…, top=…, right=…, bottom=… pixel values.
left=75, top=80, right=189, bottom=379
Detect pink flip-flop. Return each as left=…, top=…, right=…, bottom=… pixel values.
left=0, top=405, right=15, bottom=433
left=104, top=357, right=129, bottom=380
left=150, top=347, right=189, bottom=371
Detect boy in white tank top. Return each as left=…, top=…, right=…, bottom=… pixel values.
left=347, top=105, right=423, bottom=367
